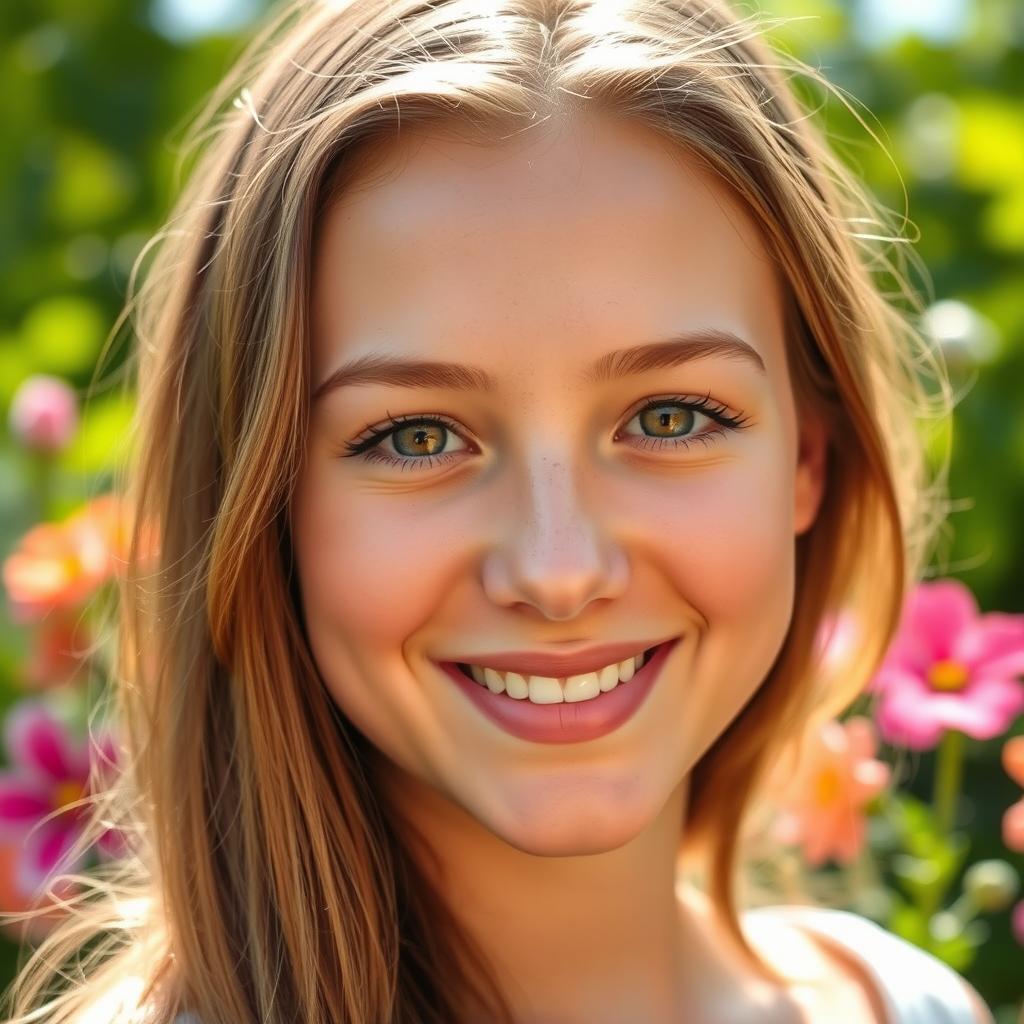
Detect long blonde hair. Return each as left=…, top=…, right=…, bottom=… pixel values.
left=2, top=1, right=954, bottom=1021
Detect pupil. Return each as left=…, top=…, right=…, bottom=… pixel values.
left=396, top=424, right=443, bottom=456
left=642, top=406, right=693, bottom=437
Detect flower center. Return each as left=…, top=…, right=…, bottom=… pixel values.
left=928, top=659, right=969, bottom=692
left=815, top=768, right=841, bottom=805
left=53, top=780, right=85, bottom=810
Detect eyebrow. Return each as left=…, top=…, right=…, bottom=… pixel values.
left=311, top=328, right=766, bottom=402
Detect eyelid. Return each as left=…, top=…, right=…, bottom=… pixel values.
left=623, top=390, right=748, bottom=426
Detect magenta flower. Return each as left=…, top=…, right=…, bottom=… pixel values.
left=867, top=580, right=1024, bottom=750
left=1014, top=900, right=1024, bottom=948
left=8, top=374, right=79, bottom=453
left=0, top=700, right=124, bottom=899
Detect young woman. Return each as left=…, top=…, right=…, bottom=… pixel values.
left=2, top=0, right=994, bottom=1021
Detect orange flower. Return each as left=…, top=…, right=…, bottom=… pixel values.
left=2, top=494, right=159, bottom=624
left=1003, top=736, right=1024, bottom=788
left=2, top=517, right=109, bottom=624
left=1002, top=799, right=1024, bottom=853
left=770, top=715, right=891, bottom=867
left=75, top=494, right=159, bottom=577
left=1001, top=737, right=1024, bottom=853
left=21, top=611, right=93, bottom=689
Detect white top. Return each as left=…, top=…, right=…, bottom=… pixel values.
left=746, top=904, right=981, bottom=1023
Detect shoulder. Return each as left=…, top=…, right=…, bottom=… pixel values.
left=958, top=977, right=995, bottom=1024
left=743, top=905, right=887, bottom=1023
left=746, top=905, right=993, bottom=1024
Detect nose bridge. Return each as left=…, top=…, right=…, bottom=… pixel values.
left=483, top=439, right=628, bottom=620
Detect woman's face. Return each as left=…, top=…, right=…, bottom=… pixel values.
left=291, top=111, right=827, bottom=856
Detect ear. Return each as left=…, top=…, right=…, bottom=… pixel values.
left=793, top=410, right=828, bottom=537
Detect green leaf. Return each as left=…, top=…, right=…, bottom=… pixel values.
left=956, top=96, right=1024, bottom=191
left=932, top=923, right=985, bottom=973
left=0, top=335, right=33, bottom=410
left=20, top=296, right=107, bottom=378
left=887, top=891, right=930, bottom=946
left=887, top=791, right=941, bottom=856
left=47, top=134, right=136, bottom=230
left=58, top=393, right=136, bottom=474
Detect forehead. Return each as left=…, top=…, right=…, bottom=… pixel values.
left=310, top=112, right=786, bottom=379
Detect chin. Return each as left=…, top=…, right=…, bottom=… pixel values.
left=478, top=788, right=657, bottom=858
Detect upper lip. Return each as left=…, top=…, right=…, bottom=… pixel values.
left=444, top=638, right=674, bottom=678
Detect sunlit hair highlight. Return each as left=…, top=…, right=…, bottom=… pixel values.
left=2, top=1, right=954, bottom=1021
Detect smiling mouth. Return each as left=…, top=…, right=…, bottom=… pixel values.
left=455, top=643, right=661, bottom=705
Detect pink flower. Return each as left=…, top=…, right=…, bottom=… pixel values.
left=867, top=580, right=1024, bottom=750
left=0, top=839, right=78, bottom=943
left=1013, top=900, right=1024, bottom=947
left=8, top=374, right=79, bottom=453
left=770, top=715, right=891, bottom=867
left=0, top=700, right=125, bottom=899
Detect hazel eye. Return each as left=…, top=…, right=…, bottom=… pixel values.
left=615, top=393, right=751, bottom=453
left=339, top=413, right=472, bottom=471
left=387, top=420, right=467, bottom=459
left=338, top=391, right=751, bottom=472
left=625, top=402, right=699, bottom=439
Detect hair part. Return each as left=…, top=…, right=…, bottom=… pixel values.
left=3, top=1, right=953, bottom=1021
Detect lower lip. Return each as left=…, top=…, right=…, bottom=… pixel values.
left=437, top=638, right=680, bottom=744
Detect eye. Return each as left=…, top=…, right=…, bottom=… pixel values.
left=337, top=391, right=751, bottom=472
left=338, top=411, right=472, bottom=471
left=615, top=392, right=752, bottom=454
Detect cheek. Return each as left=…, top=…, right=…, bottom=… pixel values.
left=626, top=446, right=796, bottom=663
left=669, top=462, right=793, bottom=615
left=290, top=464, right=463, bottom=652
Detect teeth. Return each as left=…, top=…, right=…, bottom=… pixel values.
left=597, top=663, right=620, bottom=692
left=528, top=675, right=564, bottom=704
left=504, top=671, right=529, bottom=699
left=464, top=649, right=652, bottom=705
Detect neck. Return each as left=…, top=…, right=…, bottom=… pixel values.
left=371, top=757, right=764, bottom=1024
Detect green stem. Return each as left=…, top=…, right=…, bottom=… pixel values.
left=30, top=450, right=55, bottom=522
left=933, top=729, right=965, bottom=838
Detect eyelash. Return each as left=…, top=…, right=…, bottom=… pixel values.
left=338, top=391, right=752, bottom=471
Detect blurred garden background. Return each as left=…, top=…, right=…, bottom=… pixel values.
left=0, top=0, right=1022, bottom=1018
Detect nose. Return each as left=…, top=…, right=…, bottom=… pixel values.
left=480, top=455, right=629, bottom=622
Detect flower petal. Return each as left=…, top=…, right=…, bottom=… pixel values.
left=15, top=819, right=85, bottom=901
left=957, top=613, right=1024, bottom=677
left=874, top=681, right=947, bottom=749
left=0, top=775, right=51, bottom=835
left=1003, top=799, right=1024, bottom=853
left=843, top=716, right=879, bottom=761
left=4, top=700, right=87, bottom=782
left=97, top=826, right=131, bottom=860
left=1003, top=737, right=1024, bottom=788
left=921, top=691, right=1015, bottom=742
left=851, top=759, right=891, bottom=801
left=901, top=580, right=979, bottom=666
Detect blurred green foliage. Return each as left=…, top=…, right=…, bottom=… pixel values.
left=0, top=0, right=1021, bottom=1016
